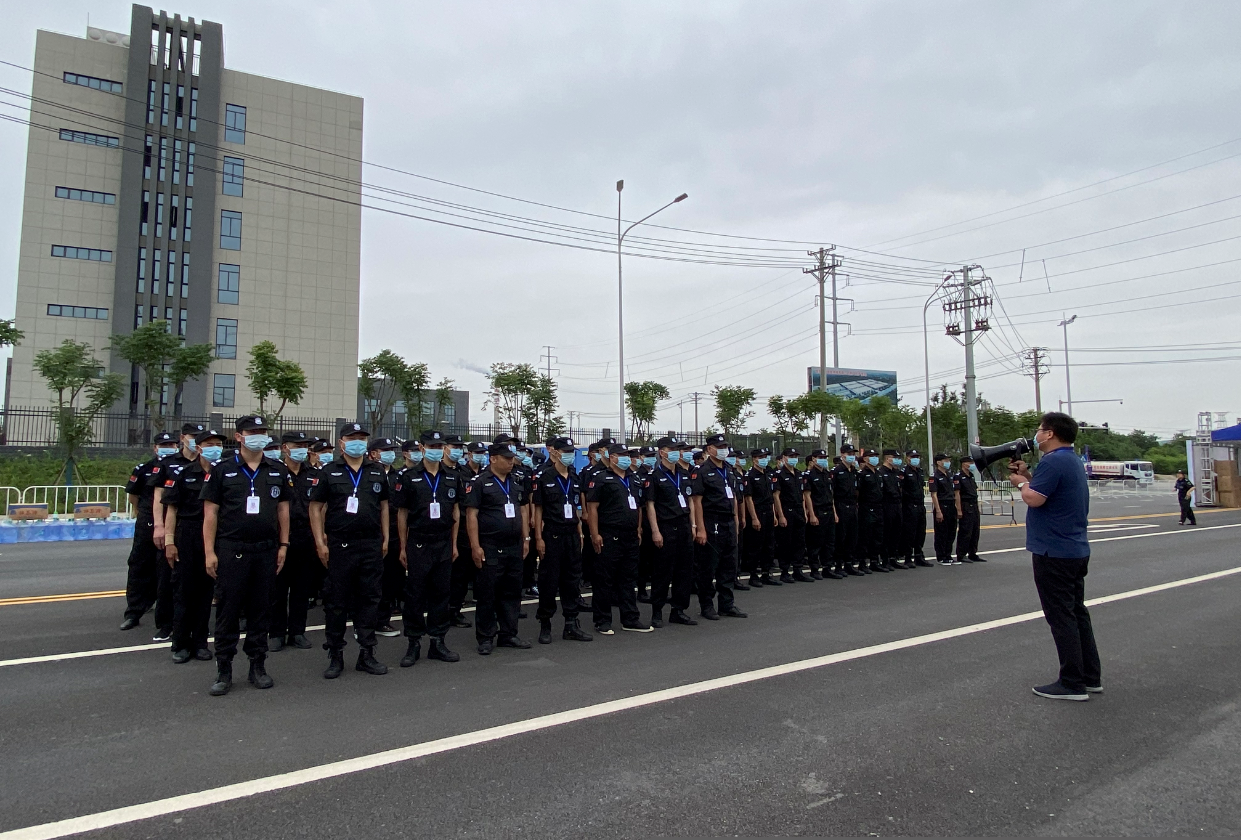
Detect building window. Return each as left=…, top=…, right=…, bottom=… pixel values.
left=141, top=190, right=149, bottom=235
left=179, top=308, right=187, bottom=337
left=224, top=104, right=246, bottom=143
left=175, top=84, right=184, bottom=130
left=213, top=374, right=236, bottom=407
left=158, top=137, right=168, bottom=181
left=442, top=402, right=456, bottom=426
left=189, top=88, right=198, bottom=131
left=146, top=80, right=156, bottom=122
left=192, top=36, right=201, bottom=77
left=219, top=210, right=242, bottom=250
left=143, top=135, right=153, bottom=180
left=222, top=157, right=244, bottom=197
left=167, top=252, right=176, bottom=295
left=186, top=142, right=195, bottom=185
left=63, top=72, right=122, bottom=94
left=172, top=139, right=182, bottom=184
left=136, top=247, right=146, bottom=293
left=135, top=305, right=144, bottom=327
left=47, top=304, right=109, bottom=320
left=217, top=264, right=240, bottom=304
left=181, top=252, right=190, bottom=298
left=215, top=318, right=238, bottom=359
left=169, top=195, right=179, bottom=241
left=149, top=25, right=160, bottom=66
left=152, top=249, right=161, bottom=295
left=161, top=82, right=170, bottom=126
left=59, top=129, right=118, bottom=148
left=55, top=186, right=115, bottom=205
left=155, top=193, right=165, bottom=237
left=183, top=196, right=192, bottom=241
left=50, top=245, right=112, bottom=262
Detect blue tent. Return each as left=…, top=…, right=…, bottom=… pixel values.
left=1213, top=424, right=1241, bottom=443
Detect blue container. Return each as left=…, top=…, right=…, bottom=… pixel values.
left=72, top=521, right=93, bottom=540
left=119, top=520, right=135, bottom=539
left=0, top=523, right=16, bottom=544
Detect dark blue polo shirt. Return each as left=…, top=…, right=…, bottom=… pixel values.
left=1025, top=446, right=1090, bottom=558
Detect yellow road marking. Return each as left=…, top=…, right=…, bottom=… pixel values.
left=0, top=590, right=126, bottom=607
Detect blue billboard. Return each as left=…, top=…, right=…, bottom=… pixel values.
left=807, top=367, right=898, bottom=405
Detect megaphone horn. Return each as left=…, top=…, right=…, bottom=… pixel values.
left=969, top=437, right=1035, bottom=470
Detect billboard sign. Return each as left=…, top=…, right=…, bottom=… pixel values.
left=807, top=367, right=898, bottom=405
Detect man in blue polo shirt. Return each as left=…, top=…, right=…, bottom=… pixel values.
left=1009, top=411, right=1099, bottom=702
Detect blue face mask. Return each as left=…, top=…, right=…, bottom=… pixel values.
left=508, top=444, right=517, bottom=453
left=200, top=445, right=223, bottom=462
left=737, top=459, right=748, bottom=469
left=643, top=456, right=656, bottom=468
left=379, top=450, right=396, bottom=465
left=725, top=456, right=736, bottom=467
left=156, top=446, right=177, bottom=458
left=910, top=458, right=921, bottom=467
left=593, top=452, right=605, bottom=463
left=845, top=455, right=857, bottom=464
left=893, top=458, right=903, bottom=467
left=263, top=449, right=280, bottom=460
left=317, top=452, right=334, bottom=465
left=665, top=450, right=680, bottom=464
left=941, top=461, right=952, bottom=470
left=521, top=455, right=534, bottom=468
left=787, top=457, right=800, bottom=468
left=410, top=451, right=424, bottom=463
left=184, top=439, right=197, bottom=454
left=867, top=456, right=879, bottom=467
left=559, top=452, right=575, bottom=466
left=424, top=448, right=444, bottom=463
left=343, top=440, right=368, bottom=458
left=616, top=456, right=632, bottom=470
left=472, top=452, right=489, bottom=465
left=758, top=457, right=770, bottom=468
left=289, top=447, right=309, bottom=462
left=242, top=434, right=271, bottom=452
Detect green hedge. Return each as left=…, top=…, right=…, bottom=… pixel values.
left=0, top=453, right=138, bottom=489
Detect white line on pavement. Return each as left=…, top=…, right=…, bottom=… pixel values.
left=3, top=563, right=1238, bottom=840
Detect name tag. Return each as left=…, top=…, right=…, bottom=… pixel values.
left=628, top=495, right=637, bottom=510
left=246, top=495, right=260, bottom=515
left=346, top=496, right=359, bottom=514
left=504, top=502, right=516, bottom=519
left=725, top=486, right=734, bottom=499
left=677, top=494, right=687, bottom=508
left=563, top=502, right=574, bottom=519
left=429, top=502, right=441, bottom=520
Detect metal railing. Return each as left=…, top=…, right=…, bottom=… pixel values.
left=20, top=485, right=130, bottom=517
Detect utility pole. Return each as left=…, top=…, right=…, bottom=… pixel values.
left=1021, top=347, right=1050, bottom=414
left=940, top=265, right=991, bottom=446
left=689, top=391, right=703, bottom=439
left=539, top=345, right=558, bottom=381
left=804, top=246, right=847, bottom=451
left=1059, top=314, right=1077, bottom=417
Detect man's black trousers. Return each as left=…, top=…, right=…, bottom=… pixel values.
left=270, top=541, right=317, bottom=640
left=377, top=533, right=405, bottom=627
left=904, top=503, right=927, bottom=561
left=1179, top=497, right=1197, bottom=525
left=744, top=508, right=775, bottom=577
left=212, top=541, right=277, bottom=663
left=835, top=503, right=858, bottom=568
left=933, top=508, right=957, bottom=561
left=475, top=540, right=524, bottom=643
left=536, top=527, right=582, bottom=622
left=323, top=537, right=383, bottom=652
left=858, top=503, right=883, bottom=563
left=776, top=519, right=806, bottom=572
left=650, top=518, right=693, bottom=614
left=404, top=533, right=454, bottom=639
left=956, top=504, right=980, bottom=559
left=124, top=518, right=174, bottom=627
left=170, top=519, right=212, bottom=654
left=882, top=502, right=904, bottom=561
left=450, top=526, right=476, bottom=611
left=593, top=529, right=641, bottom=629
left=694, top=517, right=738, bottom=613
left=806, top=514, right=835, bottom=572
left=1031, top=553, right=1101, bottom=692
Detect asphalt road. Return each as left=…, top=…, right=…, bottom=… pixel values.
left=1, top=496, right=1238, bottom=838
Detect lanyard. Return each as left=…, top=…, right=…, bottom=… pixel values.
left=345, top=463, right=362, bottom=497
left=659, top=465, right=680, bottom=490
left=619, top=475, right=631, bottom=496
left=236, top=454, right=258, bottom=496
left=715, top=467, right=729, bottom=487
left=425, top=469, right=440, bottom=500
left=556, top=473, right=573, bottom=501
left=494, top=474, right=512, bottom=501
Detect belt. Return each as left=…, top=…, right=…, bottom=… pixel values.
left=216, top=538, right=277, bottom=552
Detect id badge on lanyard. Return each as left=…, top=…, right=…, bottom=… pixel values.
left=504, top=502, right=516, bottom=519
left=246, top=495, right=260, bottom=514
left=627, top=494, right=638, bottom=510
left=725, top=485, right=734, bottom=499
left=346, top=495, right=359, bottom=514
left=677, top=493, right=687, bottom=508
left=563, top=502, right=574, bottom=519
left=429, top=501, right=442, bottom=519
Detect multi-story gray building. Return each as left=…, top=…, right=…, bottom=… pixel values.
left=8, top=5, right=363, bottom=418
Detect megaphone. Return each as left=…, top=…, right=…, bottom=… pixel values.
left=969, top=437, right=1035, bottom=470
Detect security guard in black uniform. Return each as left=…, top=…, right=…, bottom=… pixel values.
left=857, top=448, right=887, bottom=573
left=269, top=431, right=317, bottom=651
left=309, top=422, right=391, bottom=679
left=774, top=448, right=813, bottom=583
left=447, top=436, right=478, bottom=628
left=463, top=442, right=532, bottom=655
left=954, top=455, right=983, bottom=563
left=930, top=454, right=959, bottom=565
left=805, top=448, right=841, bottom=579
left=643, top=437, right=697, bottom=627
left=120, top=433, right=180, bottom=635
left=636, top=444, right=659, bottom=602
left=369, top=437, right=404, bottom=637
left=200, top=415, right=291, bottom=696
left=832, top=445, right=864, bottom=576
left=878, top=450, right=906, bottom=571
left=585, top=443, right=651, bottom=634
left=689, top=434, right=747, bottom=620
left=743, top=448, right=778, bottom=587
left=531, top=436, right=592, bottom=643
left=902, top=449, right=932, bottom=567
left=395, top=429, right=463, bottom=667
left=163, top=427, right=224, bottom=663
left=153, top=424, right=200, bottom=574
left=1175, top=470, right=1197, bottom=525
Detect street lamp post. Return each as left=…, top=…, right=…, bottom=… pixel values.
left=1059, top=313, right=1077, bottom=417
left=616, top=181, right=688, bottom=441
left=922, top=274, right=953, bottom=458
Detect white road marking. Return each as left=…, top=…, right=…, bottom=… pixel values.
left=2, top=564, right=1239, bottom=840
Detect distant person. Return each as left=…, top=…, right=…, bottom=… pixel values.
left=1008, top=411, right=1100, bottom=702
left=1174, top=470, right=1196, bottom=526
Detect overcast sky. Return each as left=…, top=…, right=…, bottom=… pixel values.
left=3, top=1, right=1240, bottom=438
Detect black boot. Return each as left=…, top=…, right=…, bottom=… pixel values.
left=845, top=564, right=865, bottom=576
left=761, top=574, right=782, bottom=586
left=248, top=658, right=274, bottom=689
left=449, top=610, right=473, bottom=628
left=538, top=619, right=553, bottom=645
left=323, top=650, right=345, bottom=680
left=733, top=578, right=751, bottom=591
left=427, top=637, right=460, bottom=662
left=749, top=575, right=764, bottom=587
left=400, top=637, right=421, bottom=668
left=563, top=618, right=593, bottom=641
left=356, top=647, right=388, bottom=675
left=172, top=648, right=192, bottom=664
left=209, top=661, right=232, bottom=696
left=668, top=609, right=698, bottom=626
left=650, top=608, right=664, bottom=629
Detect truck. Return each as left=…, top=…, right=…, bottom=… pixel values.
left=1084, top=460, right=1154, bottom=485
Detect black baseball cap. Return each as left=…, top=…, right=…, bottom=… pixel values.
left=906, top=449, right=920, bottom=457
left=369, top=437, right=397, bottom=451
left=310, top=439, right=333, bottom=452
left=782, top=447, right=800, bottom=457
left=639, top=445, right=657, bottom=456
left=607, top=443, right=629, bottom=456
left=443, top=434, right=465, bottom=445
left=840, top=443, right=857, bottom=453
left=263, top=439, right=281, bottom=451
left=487, top=442, right=517, bottom=457
left=810, top=448, right=828, bottom=458
left=655, top=436, right=680, bottom=448
left=180, top=422, right=205, bottom=436
left=548, top=436, right=575, bottom=451
left=467, top=440, right=488, bottom=453
left=281, top=430, right=309, bottom=445
left=704, top=433, right=728, bottom=448
left=339, top=422, right=369, bottom=437
left=593, top=437, right=617, bottom=450
left=400, top=439, right=420, bottom=452
left=195, top=428, right=225, bottom=445
left=750, top=448, right=768, bottom=458
left=934, top=452, right=949, bottom=460
left=154, top=431, right=177, bottom=444
left=235, top=415, right=268, bottom=432
left=883, top=448, right=898, bottom=457
left=863, top=448, right=878, bottom=457
left=420, top=430, right=446, bottom=444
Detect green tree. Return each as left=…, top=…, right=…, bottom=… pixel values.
left=246, top=340, right=308, bottom=420
left=359, top=350, right=429, bottom=432
left=0, top=318, right=25, bottom=348
left=32, top=340, right=125, bottom=484
left=488, top=362, right=540, bottom=438
left=111, top=320, right=213, bottom=428
left=625, top=381, right=670, bottom=441
left=432, top=377, right=456, bottom=428
left=522, top=374, right=562, bottom=442
left=789, top=390, right=844, bottom=447
left=712, top=385, right=756, bottom=438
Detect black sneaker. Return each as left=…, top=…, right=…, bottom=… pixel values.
left=621, top=622, right=654, bottom=633
left=969, top=555, right=987, bottom=563
left=1032, top=681, right=1088, bottom=701
left=957, top=557, right=974, bottom=564
left=761, top=575, right=782, bottom=586
left=733, top=580, right=751, bottom=591
left=538, top=620, right=553, bottom=645
left=810, top=570, right=824, bottom=580
left=268, top=636, right=285, bottom=652
left=700, top=607, right=720, bottom=621
left=720, top=606, right=747, bottom=618
left=477, top=639, right=494, bottom=656
left=119, top=617, right=140, bottom=631
left=172, top=648, right=192, bottom=664
left=195, top=647, right=213, bottom=661
left=594, top=624, right=615, bottom=636
left=427, top=637, right=460, bottom=662
left=152, top=628, right=172, bottom=642
left=289, top=634, right=313, bottom=649
left=1085, top=684, right=1104, bottom=694
left=668, top=609, right=698, bottom=626
left=749, top=576, right=764, bottom=588
left=498, top=636, right=533, bottom=649
left=449, top=611, right=473, bottom=629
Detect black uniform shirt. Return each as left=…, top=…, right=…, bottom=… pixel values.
left=690, top=459, right=739, bottom=520
left=512, top=464, right=535, bottom=503
left=929, top=470, right=959, bottom=506
left=586, top=468, right=643, bottom=531
left=805, top=466, right=835, bottom=515
left=126, top=457, right=166, bottom=518
left=395, top=464, right=461, bottom=537
left=161, top=459, right=208, bottom=521
left=532, top=464, right=581, bottom=530
left=283, top=462, right=316, bottom=544
left=775, top=467, right=807, bottom=523
left=831, top=464, right=859, bottom=504
left=463, top=467, right=526, bottom=544
left=643, top=464, right=691, bottom=523
left=901, top=466, right=925, bottom=505
left=1175, top=477, right=1193, bottom=501
left=308, top=459, right=389, bottom=539
left=857, top=467, right=883, bottom=505
left=745, top=466, right=775, bottom=510
left=878, top=465, right=903, bottom=503
left=199, top=453, right=290, bottom=544
left=955, top=470, right=979, bottom=504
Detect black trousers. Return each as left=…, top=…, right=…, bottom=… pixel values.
left=835, top=503, right=858, bottom=568
left=323, top=537, right=383, bottom=652
left=1179, top=497, right=1197, bottom=525
left=404, top=533, right=454, bottom=639
left=858, top=504, right=883, bottom=563
left=450, top=526, right=477, bottom=611
left=650, top=518, right=693, bottom=613
left=637, top=519, right=656, bottom=591
left=806, top=513, right=835, bottom=572
left=882, top=502, right=904, bottom=561
left=594, top=529, right=641, bottom=628
left=377, top=533, right=405, bottom=626
left=170, top=519, right=212, bottom=654
left=744, top=508, right=775, bottom=576
left=904, top=503, right=927, bottom=561
left=536, top=527, right=583, bottom=621
left=124, top=519, right=174, bottom=627
left=475, top=540, right=524, bottom=643
left=956, top=504, right=980, bottom=559
left=270, top=541, right=317, bottom=639
left=523, top=525, right=539, bottom=590
left=933, top=508, right=958, bottom=561
left=694, top=517, right=737, bottom=612
left=212, top=541, right=277, bottom=663
left=1031, top=553, right=1101, bottom=691
left=776, top=518, right=807, bottom=572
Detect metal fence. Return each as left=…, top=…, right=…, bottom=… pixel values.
left=21, top=485, right=131, bottom=516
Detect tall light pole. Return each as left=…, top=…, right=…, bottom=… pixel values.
left=1059, top=313, right=1077, bottom=417
left=616, top=181, right=687, bottom=441
left=922, top=274, right=952, bottom=458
